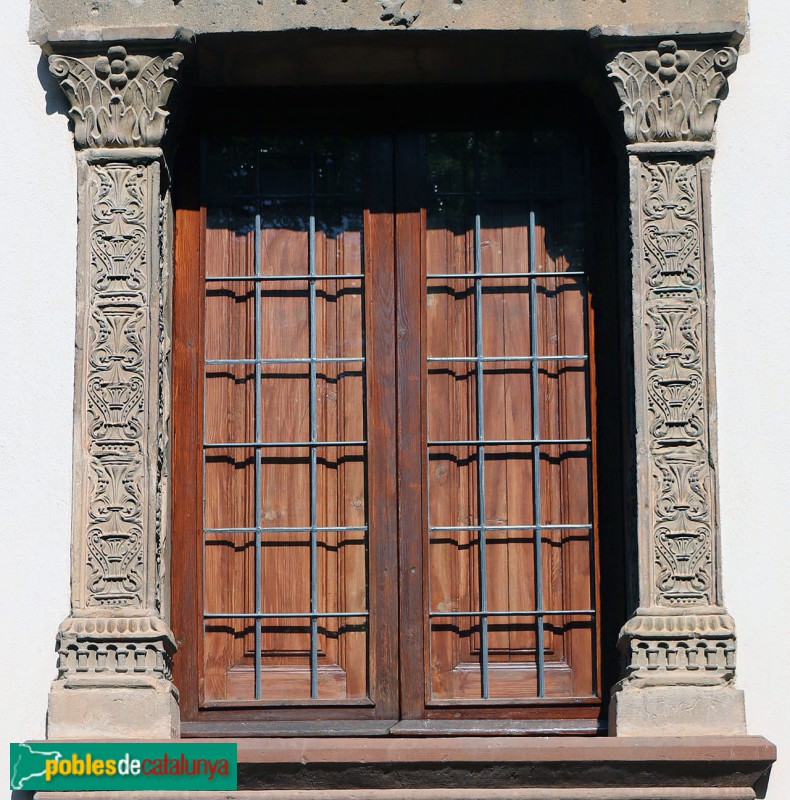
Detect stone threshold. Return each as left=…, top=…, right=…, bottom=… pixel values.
left=33, top=736, right=775, bottom=799
left=33, top=788, right=764, bottom=800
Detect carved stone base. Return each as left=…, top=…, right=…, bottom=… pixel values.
left=617, top=610, right=738, bottom=687
left=47, top=676, right=179, bottom=740
left=47, top=614, right=180, bottom=739
left=610, top=684, right=746, bottom=736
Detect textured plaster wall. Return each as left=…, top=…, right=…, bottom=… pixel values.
left=711, top=0, right=790, bottom=795
left=0, top=0, right=788, bottom=797
left=0, top=0, right=76, bottom=791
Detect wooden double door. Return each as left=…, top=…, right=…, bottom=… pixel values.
left=172, top=116, right=601, bottom=729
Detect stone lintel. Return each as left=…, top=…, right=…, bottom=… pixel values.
left=30, top=0, right=748, bottom=39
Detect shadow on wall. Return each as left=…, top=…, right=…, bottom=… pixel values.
left=37, top=50, right=71, bottom=119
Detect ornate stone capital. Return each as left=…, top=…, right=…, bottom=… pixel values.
left=607, top=40, right=738, bottom=143
left=48, top=45, right=184, bottom=149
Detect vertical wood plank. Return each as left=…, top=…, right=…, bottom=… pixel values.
left=395, top=132, right=428, bottom=718
left=171, top=130, right=205, bottom=720
left=366, top=134, right=400, bottom=718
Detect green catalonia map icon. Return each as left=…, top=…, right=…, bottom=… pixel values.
left=10, top=742, right=64, bottom=790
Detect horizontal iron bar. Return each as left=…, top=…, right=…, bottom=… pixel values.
left=206, top=357, right=364, bottom=365
left=427, top=271, right=584, bottom=280
left=205, top=526, right=368, bottom=533
left=204, top=612, right=369, bottom=619
left=427, top=437, right=590, bottom=447
left=204, top=440, right=366, bottom=449
left=206, top=273, right=363, bottom=283
left=203, top=191, right=363, bottom=200
left=427, top=355, right=587, bottom=363
left=429, top=523, right=592, bottom=531
left=428, top=609, right=596, bottom=618
left=430, top=190, right=577, bottom=199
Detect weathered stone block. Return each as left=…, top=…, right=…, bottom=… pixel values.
left=610, top=685, right=747, bottom=736
left=47, top=681, right=179, bottom=740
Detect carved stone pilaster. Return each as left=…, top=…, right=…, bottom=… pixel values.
left=46, top=42, right=186, bottom=739
left=606, top=40, right=746, bottom=735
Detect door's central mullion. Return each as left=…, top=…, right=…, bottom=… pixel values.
left=308, top=203, right=319, bottom=701
left=393, top=131, right=428, bottom=720
left=473, top=210, right=490, bottom=700
left=253, top=207, right=263, bottom=701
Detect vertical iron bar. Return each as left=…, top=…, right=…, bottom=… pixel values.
left=529, top=209, right=546, bottom=698
left=200, top=134, right=209, bottom=672
left=474, top=209, right=489, bottom=700
left=308, top=178, right=319, bottom=700
left=254, top=209, right=263, bottom=701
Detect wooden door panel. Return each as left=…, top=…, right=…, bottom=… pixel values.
left=174, top=120, right=602, bottom=724
left=200, top=135, right=375, bottom=706
left=420, top=130, right=598, bottom=706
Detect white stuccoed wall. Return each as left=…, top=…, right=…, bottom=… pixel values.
left=0, top=0, right=787, bottom=796
left=712, top=0, right=790, bottom=795
left=0, top=0, right=76, bottom=793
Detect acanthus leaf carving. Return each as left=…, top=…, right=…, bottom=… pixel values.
left=607, top=40, right=738, bottom=143
left=49, top=45, right=184, bottom=149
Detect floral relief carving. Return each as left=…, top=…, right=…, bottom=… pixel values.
left=380, top=0, right=421, bottom=26
left=645, top=302, right=701, bottom=371
left=84, top=163, right=151, bottom=607
left=642, top=162, right=700, bottom=290
left=640, top=159, right=713, bottom=607
left=646, top=301, right=704, bottom=442
left=654, top=453, right=712, bottom=601
left=89, top=302, right=146, bottom=375
left=607, top=41, right=738, bottom=143
left=90, top=165, right=147, bottom=288
left=49, top=46, right=184, bottom=148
